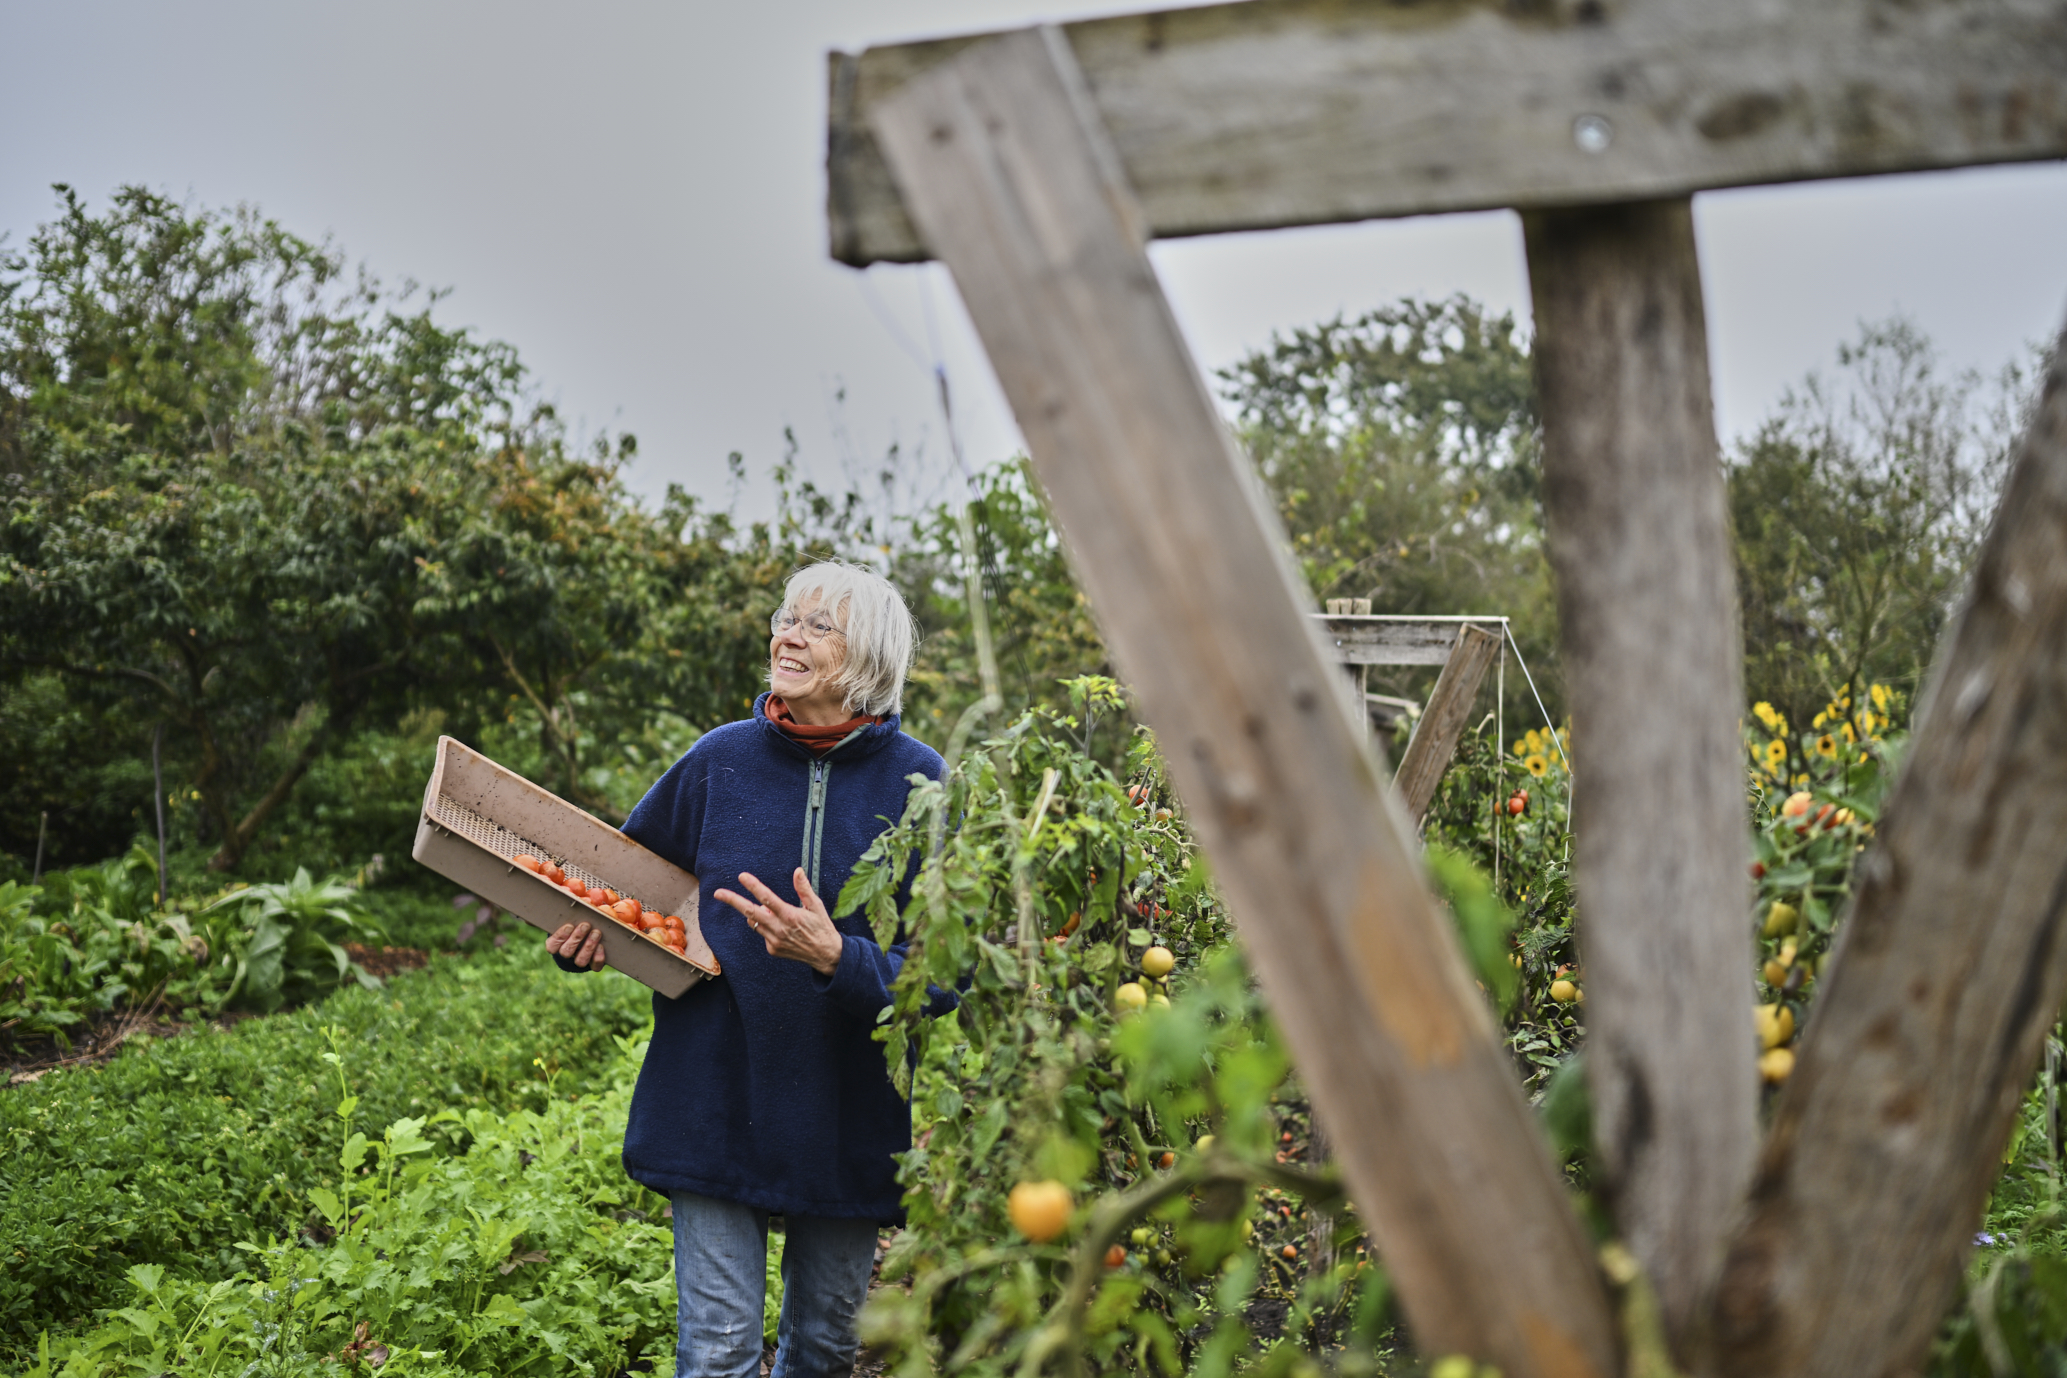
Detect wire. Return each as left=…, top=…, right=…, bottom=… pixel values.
left=1503, top=624, right=1570, bottom=772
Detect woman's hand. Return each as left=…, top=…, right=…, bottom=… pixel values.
left=713, top=869, right=846, bottom=975
left=546, top=920, right=609, bottom=970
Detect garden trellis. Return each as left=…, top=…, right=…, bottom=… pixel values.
left=823, top=6, right=2067, bottom=1376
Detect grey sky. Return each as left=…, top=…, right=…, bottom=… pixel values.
left=7, top=0, right=2065, bottom=520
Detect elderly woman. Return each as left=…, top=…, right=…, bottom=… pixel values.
left=546, top=560, right=945, bottom=1378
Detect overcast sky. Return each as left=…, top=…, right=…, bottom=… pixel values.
left=7, top=0, right=2066, bottom=520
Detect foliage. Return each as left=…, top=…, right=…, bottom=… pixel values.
left=1730, top=319, right=2027, bottom=734
left=200, top=868, right=384, bottom=1013
left=0, top=847, right=209, bottom=1047
left=1220, top=296, right=1560, bottom=722
left=20, top=1026, right=677, bottom=1378
left=0, top=942, right=652, bottom=1351
left=836, top=687, right=1412, bottom=1378
left=0, top=186, right=842, bottom=875
left=893, top=461, right=1114, bottom=752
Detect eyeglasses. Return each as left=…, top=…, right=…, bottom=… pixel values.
left=770, top=609, right=845, bottom=643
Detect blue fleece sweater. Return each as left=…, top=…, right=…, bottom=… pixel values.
left=556, top=695, right=942, bottom=1222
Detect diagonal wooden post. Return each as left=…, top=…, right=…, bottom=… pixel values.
left=869, top=28, right=1617, bottom=1378
left=1523, top=199, right=1759, bottom=1354
left=1711, top=326, right=2067, bottom=1378
left=1393, top=623, right=1502, bottom=825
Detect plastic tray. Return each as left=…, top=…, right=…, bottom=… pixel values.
left=412, top=736, right=718, bottom=997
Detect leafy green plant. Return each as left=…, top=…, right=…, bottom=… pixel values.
left=833, top=693, right=1400, bottom=1378
left=25, top=1029, right=680, bottom=1378
left=0, top=942, right=653, bottom=1354
left=0, top=847, right=216, bottom=1049
left=200, top=868, right=384, bottom=1012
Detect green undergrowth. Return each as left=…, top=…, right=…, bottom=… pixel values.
left=0, top=942, right=655, bottom=1356
left=20, top=1034, right=688, bottom=1378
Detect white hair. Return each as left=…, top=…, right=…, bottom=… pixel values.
left=776, top=560, right=919, bottom=717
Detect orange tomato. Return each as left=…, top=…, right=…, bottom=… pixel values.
left=543, top=862, right=566, bottom=885
left=1104, top=1245, right=1127, bottom=1269
left=514, top=854, right=543, bottom=873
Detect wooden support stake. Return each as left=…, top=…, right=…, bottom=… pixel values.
left=1524, top=198, right=1758, bottom=1353
left=871, top=29, right=1617, bottom=1378
left=1394, top=623, right=1501, bottom=826
left=1712, top=326, right=2067, bottom=1378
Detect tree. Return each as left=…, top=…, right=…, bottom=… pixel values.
left=0, top=187, right=524, bottom=870
left=1218, top=295, right=1560, bottom=717
left=1729, top=318, right=2023, bottom=734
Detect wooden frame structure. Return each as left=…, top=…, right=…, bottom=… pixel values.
left=1313, top=614, right=1509, bottom=822
left=827, top=7, right=2067, bottom=1375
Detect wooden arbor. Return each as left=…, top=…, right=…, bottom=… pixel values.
left=825, top=7, right=2067, bottom=1376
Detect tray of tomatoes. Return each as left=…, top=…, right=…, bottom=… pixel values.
left=413, top=736, right=717, bottom=998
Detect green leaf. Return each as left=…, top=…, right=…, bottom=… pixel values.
left=308, top=1186, right=344, bottom=1227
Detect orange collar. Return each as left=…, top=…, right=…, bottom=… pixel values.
left=764, top=697, right=882, bottom=756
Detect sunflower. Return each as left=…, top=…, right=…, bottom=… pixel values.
left=1814, top=734, right=1839, bottom=760
left=1523, top=753, right=1550, bottom=778
left=1763, top=739, right=1788, bottom=765
left=1870, top=683, right=1891, bottom=712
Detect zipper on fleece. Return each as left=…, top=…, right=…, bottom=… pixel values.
left=801, top=759, right=831, bottom=894
left=795, top=724, right=871, bottom=897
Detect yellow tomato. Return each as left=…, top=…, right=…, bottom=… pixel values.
left=1115, top=982, right=1148, bottom=1013
left=1550, top=979, right=1579, bottom=1004
left=1759, top=1046, right=1796, bottom=1083
left=1753, top=1002, right=1795, bottom=1050
left=1140, top=946, right=1175, bottom=979
left=1006, top=1180, right=1073, bottom=1242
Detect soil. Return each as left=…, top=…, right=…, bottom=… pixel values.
left=343, top=943, right=431, bottom=979
left=1, top=997, right=239, bottom=1086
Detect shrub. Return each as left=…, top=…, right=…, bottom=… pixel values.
left=0, top=942, right=652, bottom=1353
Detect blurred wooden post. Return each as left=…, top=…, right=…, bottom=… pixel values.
left=1523, top=199, right=1759, bottom=1353
left=1712, top=328, right=2067, bottom=1378
left=869, top=30, right=1617, bottom=1377
left=1393, top=624, right=1501, bottom=826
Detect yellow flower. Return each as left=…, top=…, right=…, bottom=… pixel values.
left=1840, top=722, right=1856, bottom=745
left=1764, top=739, right=1788, bottom=765
left=1793, top=773, right=1810, bottom=788
left=1513, top=738, right=1530, bottom=757
left=1870, top=683, right=1891, bottom=712
left=1523, top=754, right=1550, bottom=778
left=1815, top=734, right=1839, bottom=759
left=1812, top=711, right=1827, bottom=729
left=1752, top=701, right=1786, bottom=733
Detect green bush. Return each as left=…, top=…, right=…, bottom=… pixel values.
left=24, top=1032, right=677, bottom=1378
left=0, top=941, right=652, bottom=1354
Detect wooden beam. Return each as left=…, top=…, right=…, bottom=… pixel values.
left=1711, top=326, right=2067, bottom=1378
left=828, top=0, right=2067, bottom=266
left=1393, top=623, right=1501, bottom=825
left=868, top=30, right=1618, bottom=1378
left=1314, top=614, right=1507, bottom=667
left=1523, top=197, right=1757, bottom=1355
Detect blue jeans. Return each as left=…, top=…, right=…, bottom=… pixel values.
left=670, top=1189, right=878, bottom=1378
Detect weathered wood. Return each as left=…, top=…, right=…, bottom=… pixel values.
left=1523, top=198, right=1757, bottom=1355
left=1711, top=327, right=2067, bottom=1378
left=1314, top=614, right=1507, bottom=667
left=828, top=0, right=2067, bottom=266
left=1393, top=624, right=1501, bottom=825
left=869, top=30, right=1618, bottom=1377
